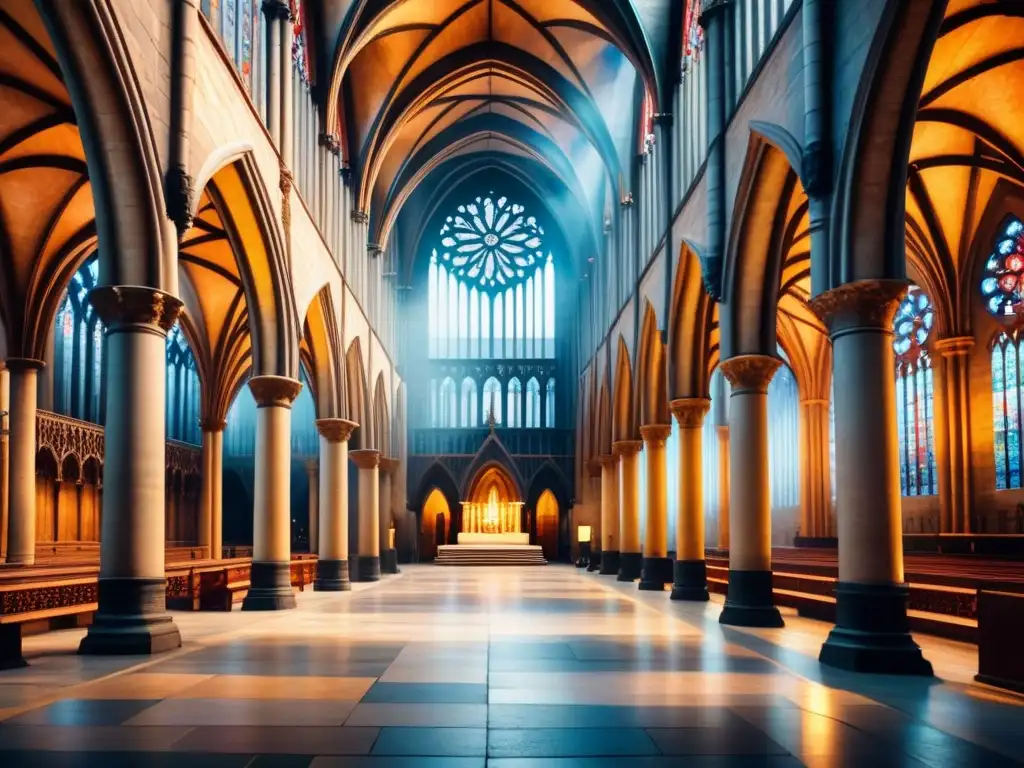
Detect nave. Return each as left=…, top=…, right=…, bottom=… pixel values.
left=0, top=565, right=1020, bottom=766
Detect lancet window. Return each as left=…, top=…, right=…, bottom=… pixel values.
left=893, top=286, right=937, bottom=496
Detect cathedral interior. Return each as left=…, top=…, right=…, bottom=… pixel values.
left=0, top=0, right=1023, bottom=764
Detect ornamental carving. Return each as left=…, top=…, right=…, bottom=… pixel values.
left=351, top=210, right=369, bottom=224
left=719, top=354, right=782, bottom=394
left=639, top=424, right=672, bottom=446
left=199, top=417, right=228, bottom=432
left=36, top=410, right=104, bottom=474
left=669, top=398, right=711, bottom=429
left=611, top=439, right=643, bottom=457
left=379, top=457, right=400, bottom=475
left=249, top=375, right=303, bottom=408
left=167, top=440, right=202, bottom=476
left=88, top=286, right=183, bottom=332
left=0, top=582, right=98, bottom=616
left=315, top=418, right=358, bottom=443
left=350, top=448, right=381, bottom=469
left=808, top=279, right=908, bottom=336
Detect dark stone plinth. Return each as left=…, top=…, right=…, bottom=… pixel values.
left=617, top=552, right=642, bottom=582
left=79, top=578, right=182, bottom=655
left=638, top=556, right=673, bottom=591
left=314, top=558, right=351, bottom=591
left=587, top=550, right=602, bottom=572
left=381, top=549, right=400, bottom=574
left=819, top=582, right=933, bottom=675
left=598, top=550, right=619, bottom=575
left=670, top=559, right=709, bottom=601
left=719, top=570, right=784, bottom=627
left=241, top=562, right=296, bottom=611
left=354, top=555, right=381, bottom=582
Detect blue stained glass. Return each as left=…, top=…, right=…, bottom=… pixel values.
left=994, top=343, right=1007, bottom=490
left=1008, top=343, right=1021, bottom=489
left=925, top=364, right=936, bottom=495
left=896, top=373, right=907, bottom=495
left=906, top=363, right=918, bottom=496
left=982, top=218, right=1024, bottom=316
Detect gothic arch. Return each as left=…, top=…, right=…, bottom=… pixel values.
left=410, top=460, right=461, bottom=527
left=300, top=285, right=344, bottom=419
left=669, top=241, right=716, bottom=399
left=611, top=334, right=636, bottom=442
left=373, top=372, right=390, bottom=456
left=345, top=337, right=370, bottom=448
left=636, top=301, right=669, bottom=426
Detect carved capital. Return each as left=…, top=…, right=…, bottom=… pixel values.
left=934, top=336, right=974, bottom=357
left=164, top=163, right=195, bottom=236
left=262, top=0, right=291, bottom=21
left=248, top=375, right=302, bottom=408
left=719, top=354, right=782, bottom=394
left=596, top=453, right=619, bottom=467
left=809, top=279, right=908, bottom=338
left=88, top=286, right=183, bottom=332
left=669, top=398, right=711, bottom=428
left=350, top=448, right=381, bottom=470
left=315, top=417, right=358, bottom=443
left=379, top=456, right=400, bottom=476
left=351, top=210, right=369, bottom=224
left=4, top=357, right=46, bottom=374
left=279, top=166, right=293, bottom=195
left=368, top=243, right=382, bottom=257
left=611, top=439, right=643, bottom=457
left=585, top=459, right=602, bottom=478
left=305, top=458, right=318, bottom=475
left=199, top=417, right=227, bottom=433
left=700, top=0, right=732, bottom=26
left=639, top=424, right=672, bottom=447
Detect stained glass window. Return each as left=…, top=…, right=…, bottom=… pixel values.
left=768, top=355, right=800, bottom=514
left=992, top=332, right=1024, bottom=490
left=506, top=378, right=522, bottom=428
left=165, top=324, right=201, bottom=445
left=545, top=378, right=556, bottom=428
left=893, top=286, right=937, bottom=495
left=525, top=377, right=541, bottom=428
left=483, top=377, right=502, bottom=425
left=982, top=217, right=1024, bottom=317
left=291, top=0, right=310, bottom=86
left=683, top=0, right=704, bottom=60
left=53, top=255, right=103, bottom=424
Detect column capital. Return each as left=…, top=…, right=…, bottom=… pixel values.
left=612, top=439, right=643, bottom=457
left=305, top=458, right=318, bottom=475
left=596, top=453, right=619, bottom=467
left=261, top=0, right=292, bottom=21
left=248, top=375, right=302, bottom=408
left=379, top=456, right=400, bottom=475
left=639, top=424, right=672, bottom=446
left=199, top=417, right=227, bottom=432
left=719, top=354, right=781, bottom=394
left=700, top=0, right=732, bottom=25
left=88, top=286, right=183, bottom=333
left=315, top=417, right=358, bottom=442
left=800, top=398, right=829, bottom=408
left=3, top=357, right=45, bottom=373
left=669, top=397, right=711, bottom=428
left=350, top=448, right=381, bottom=469
left=934, top=336, right=974, bottom=357
left=809, top=279, right=908, bottom=337
left=351, top=209, right=369, bottom=224
left=585, top=458, right=603, bottom=478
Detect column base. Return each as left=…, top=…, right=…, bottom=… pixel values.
left=819, top=582, right=933, bottom=675
left=0, top=626, right=27, bottom=669
left=79, top=578, right=182, bottom=656
left=617, top=552, right=642, bottom=582
left=670, top=559, right=709, bottom=601
left=5, top=553, right=35, bottom=566
left=354, top=555, right=381, bottom=582
left=381, top=548, right=400, bottom=574
left=241, top=562, right=296, bottom=611
left=586, top=551, right=602, bottom=572
left=719, top=570, right=784, bottom=627
left=638, top=556, right=672, bottom=590
left=314, top=559, right=351, bottom=591
left=598, top=550, right=619, bottom=574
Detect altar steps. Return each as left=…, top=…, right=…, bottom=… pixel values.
left=434, top=544, right=547, bottom=566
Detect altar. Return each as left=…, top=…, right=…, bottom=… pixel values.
left=457, top=487, right=528, bottom=545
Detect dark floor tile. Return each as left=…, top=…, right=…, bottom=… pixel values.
left=488, top=704, right=743, bottom=729
left=0, top=753, right=252, bottom=768
left=2, top=699, right=160, bottom=726
left=487, top=642, right=577, bottom=661
left=487, top=728, right=660, bottom=757
left=309, top=756, right=485, bottom=767
left=361, top=683, right=487, bottom=704
left=369, top=727, right=486, bottom=756
left=247, top=757, right=314, bottom=768
left=169, top=726, right=379, bottom=755
left=646, top=727, right=790, bottom=756
left=487, top=759, right=803, bottom=768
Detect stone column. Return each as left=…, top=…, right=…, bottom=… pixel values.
left=350, top=448, right=381, bottom=581
left=670, top=398, right=711, bottom=601
left=719, top=354, right=783, bottom=627
left=198, top=418, right=225, bottom=559
left=597, top=454, right=620, bottom=574
left=5, top=358, right=43, bottom=565
left=379, top=457, right=400, bottom=573
left=305, top=459, right=318, bottom=554
left=799, top=398, right=832, bottom=539
left=613, top=439, right=643, bottom=582
left=0, top=366, right=8, bottom=561
left=314, top=418, right=357, bottom=590
left=935, top=337, right=973, bottom=533
left=585, top=459, right=603, bottom=571
left=713, top=373, right=730, bottom=549
left=639, top=424, right=672, bottom=590
left=242, top=375, right=302, bottom=611
left=79, top=287, right=182, bottom=655
left=811, top=280, right=932, bottom=674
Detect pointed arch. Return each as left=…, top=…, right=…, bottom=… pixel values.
left=345, top=337, right=370, bottom=448
left=300, top=285, right=343, bottom=419
left=637, top=301, right=669, bottom=426
left=596, top=361, right=612, bottom=456
left=611, top=334, right=636, bottom=442
left=669, top=241, right=716, bottom=399
left=374, top=372, right=390, bottom=456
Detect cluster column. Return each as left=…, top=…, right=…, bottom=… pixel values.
left=669, top=398, right=711, bottom=601
left=5, top=358, right=44, bottom=565
left=198, top=418, right=225, bottom=560
left=811, top=280, right=933, bottom=674
left=242, top=375, right=302, bottom=611
left=719, top=354, right=783, bottom=627
left=712, top=373, right=730, bottom=549
left=314, top=418, right=357, bottom=590
left=799, top=399, right=832, bottom=539
left=934, top=336, right=973, bottom=533
left=597, top=454, right=620, bottom=574
left=305, top=459, right=319, bottom=553
left=585, top=459, right=603, bottom=571
left=379, top=457, right=400, bottom=574
left=350, top=448, right=381, bottom=581
left=613, top=439, right=643, bottom=582
left=80, top=287, right=183, bottom=655
left=639, top=424, right=672, bottom=590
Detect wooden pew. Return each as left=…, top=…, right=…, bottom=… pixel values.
left=976, top=589, right=1024, bottom=693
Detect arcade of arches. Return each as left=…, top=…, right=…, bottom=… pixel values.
left=0, top=0, right=1023, bottom=764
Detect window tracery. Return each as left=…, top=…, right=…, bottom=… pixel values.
left=992, top=331, right=1024, bottom=490
left=166, top=324, right=201, bottom=445
left=893, top=286, right=937, bottom=496
left=982, top=217, right=1024, bottom=317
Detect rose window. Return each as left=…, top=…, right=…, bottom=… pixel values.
left=436, top=194, right=545, bottom=288
left=982, top=218, right=1024, bottom=317
left=893, top=286, right=934, bottom=359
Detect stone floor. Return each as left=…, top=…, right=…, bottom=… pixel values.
left=0, top=564, right=1021, bottom=767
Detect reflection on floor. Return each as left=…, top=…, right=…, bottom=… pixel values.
left=0, top=564, right=1022, bottom=766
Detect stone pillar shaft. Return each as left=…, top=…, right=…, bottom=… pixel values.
left=199, top=420, right=225, bottom=559
left=0, top=367, right=8, bottom=561
left=718, top=354, right=783, bottom=628
left=315, top=418, right=356, bottom=590
left=670, top=398, right=711, bottom=601
left=79, top=286, right=182, bottom=655
left=613, top=440, right=643, bottom=581
left=639, top=424, right=672, bottom=590
left=935, top=337, right=973, bottom=533
left=5, top=359, right=43, bottom=565
left=379, top=456, right=400, bottom=574
left=800, top=399, right=832, bottom=539
left=351, top=448, right=381, bottom=581
left=306, top=459, right=319, bottom=553
left=242, top=375, right=302, bottom=611
left=811, top=279, right=932, bottom=675
left=598, top=455, right=620, bottom=574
